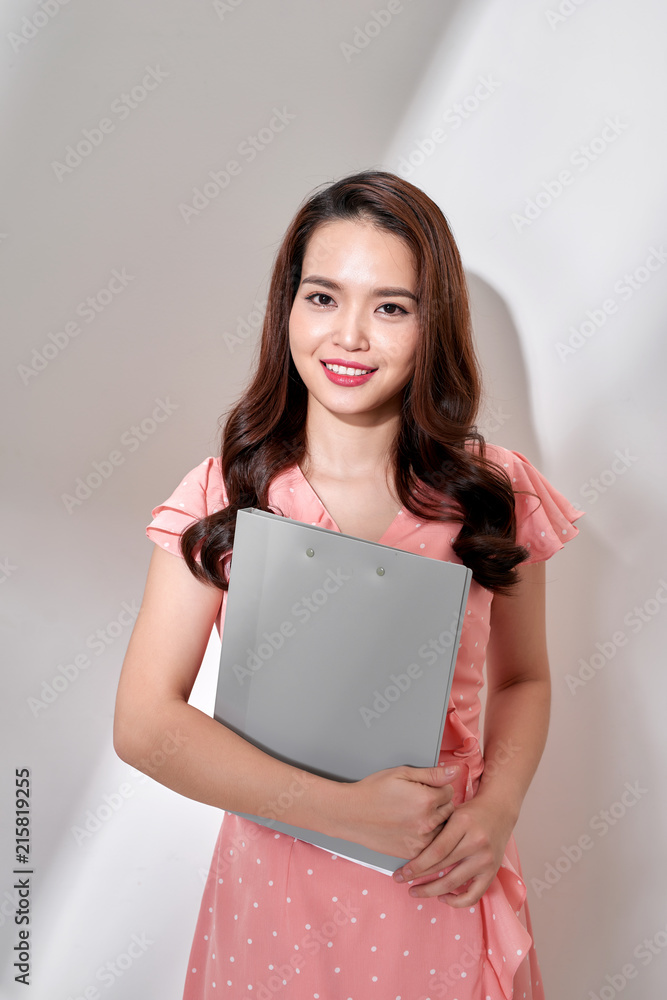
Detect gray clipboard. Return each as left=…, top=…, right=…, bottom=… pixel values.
left=213, top=508, right=472, bottom=874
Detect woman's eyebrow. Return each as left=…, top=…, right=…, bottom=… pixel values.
left=300, top=275, right=417, bottom=301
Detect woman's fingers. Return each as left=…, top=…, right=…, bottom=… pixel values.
left=434, top=798, right=456, bottom=821
left=437, top=874, right=492, bottom=907
left=394, top=823, right=465, bottom=883
left=408, top=856, right=479, bottom=898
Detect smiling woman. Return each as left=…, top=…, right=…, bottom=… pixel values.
left=289, top=220, right=419, bottom=400
left=113, top=169, right=584, bottom=999
left=287, top=216, right=423, bottom=538
left=174, top=170, right=528, bottom=593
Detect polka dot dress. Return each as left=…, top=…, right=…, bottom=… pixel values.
left=146, top=443, right=584, bottom=999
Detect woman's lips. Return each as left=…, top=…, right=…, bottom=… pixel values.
left=320, top=360, right=377, bottom=386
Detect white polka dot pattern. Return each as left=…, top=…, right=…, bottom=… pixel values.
left=143, top=444, right=583, bottom=1000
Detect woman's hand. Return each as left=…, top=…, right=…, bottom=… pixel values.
left=336, top=764, right=460, bottom=860
left=391, top=795, right=516, bottom=907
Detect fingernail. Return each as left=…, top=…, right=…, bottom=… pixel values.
left=393, top=872, right=404, bottom=882
left=403, top=867, right=413, bottom=878
left=444, top=766, right=458, bottom=776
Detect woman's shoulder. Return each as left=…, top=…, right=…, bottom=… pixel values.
left=465, top=439, right=542, bottom=480
left=166, top=455, right=227, bottom=510
left=145, top=455, right=227, bottom=554
left=469, top=440, right=586, bottom=562
left=464, top=438, right=517, bottom=472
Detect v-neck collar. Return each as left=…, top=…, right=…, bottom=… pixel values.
left=292, top=463, right=404, bottom=545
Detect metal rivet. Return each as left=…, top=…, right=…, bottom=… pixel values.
left=376, top=566, right=385, bottom=576
left=306, top=548, right=315, bottom=558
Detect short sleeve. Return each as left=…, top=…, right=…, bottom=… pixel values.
left=489, top=446, right=585, bottom=564
left=145, top=456, right=227, bottom=559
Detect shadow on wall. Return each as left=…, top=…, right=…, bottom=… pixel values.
left=466, top=272, right=541, bottom=464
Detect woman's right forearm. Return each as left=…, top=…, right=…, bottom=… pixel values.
left=114, top=698, right=352, bottom=838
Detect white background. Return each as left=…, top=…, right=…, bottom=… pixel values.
left=2, top=0, right=666, bottom=997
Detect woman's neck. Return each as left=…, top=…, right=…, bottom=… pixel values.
left=301, top=397, right=400, bottom=480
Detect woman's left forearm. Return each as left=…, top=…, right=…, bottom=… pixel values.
left=475, top=676, right=551, bottom=825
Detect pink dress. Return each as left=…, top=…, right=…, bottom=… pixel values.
left=146, top=443, right=584, bottom=1000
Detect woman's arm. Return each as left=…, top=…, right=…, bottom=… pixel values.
left=475, top=558, right=551, bottom=822
left=113, top=545, right=349, bottom=833
left=391, top=559, right=551, bottom=904
left=115, top=545, right=460, bottom=856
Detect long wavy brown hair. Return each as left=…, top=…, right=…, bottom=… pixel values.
left=181, top=170, right=533, bottom=594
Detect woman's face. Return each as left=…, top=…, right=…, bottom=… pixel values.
left=288, top=218, right=420, bottom=423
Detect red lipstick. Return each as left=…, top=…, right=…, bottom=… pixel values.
left=320, top=359, right=377, bottom=387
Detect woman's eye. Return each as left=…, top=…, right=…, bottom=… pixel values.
left=304, top=294, right=407, bottom=314
left=306, top=293, right=334, bottom=306
left=378, top=303, right=407, bottom=315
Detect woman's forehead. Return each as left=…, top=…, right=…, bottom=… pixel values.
left=302, top=219, right=416, bottom=276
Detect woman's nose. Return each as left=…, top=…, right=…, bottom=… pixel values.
left=331, top=307, right=369, bottom=350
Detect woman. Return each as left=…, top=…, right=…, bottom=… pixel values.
left=114, top=169, right=584, bottom=999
